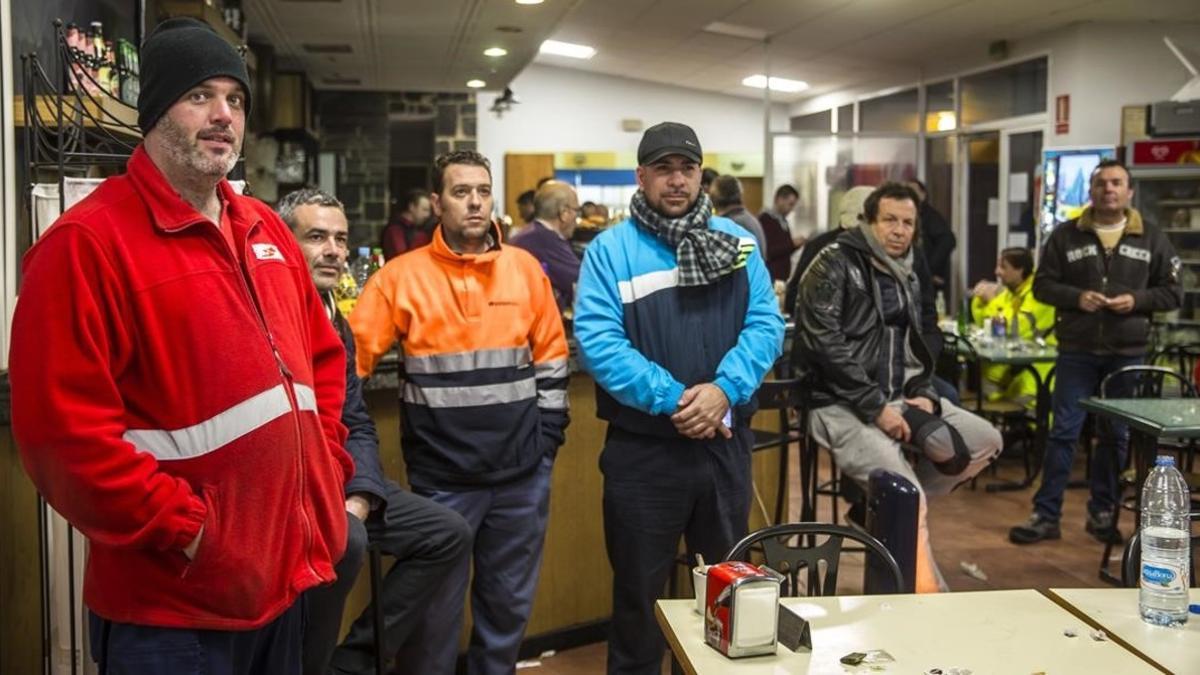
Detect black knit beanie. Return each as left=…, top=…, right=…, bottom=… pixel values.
left=137, top=18, right=252, bottom=133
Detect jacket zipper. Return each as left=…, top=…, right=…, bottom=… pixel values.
left=213, top=221, right=322, bottom=582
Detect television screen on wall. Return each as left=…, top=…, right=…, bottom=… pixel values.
left=1038, top=146, right=1117, bottom=242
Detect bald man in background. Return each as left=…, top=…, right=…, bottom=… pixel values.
left=510, top=181, right=583, bottom=313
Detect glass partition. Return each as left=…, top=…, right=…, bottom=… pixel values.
left=960, top=57, right=1047, bottom=126
left=772, top=134, right=918, bottom=235
left=860, top=88, right=919, bottom=133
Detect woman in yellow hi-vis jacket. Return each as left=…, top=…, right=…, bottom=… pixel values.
left=970, top=247, right=1057, bottom=406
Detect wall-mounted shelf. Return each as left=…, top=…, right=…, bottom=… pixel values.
left=14, top=94, right=140, bottom=140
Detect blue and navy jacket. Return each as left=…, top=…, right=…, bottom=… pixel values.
left=574, top=216, right=785, bottom=438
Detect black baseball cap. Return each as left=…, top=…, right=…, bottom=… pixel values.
left=637, top=122, right=703, bottom=166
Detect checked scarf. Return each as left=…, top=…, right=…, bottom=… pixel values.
left=629, top=190, right=742, bottom=287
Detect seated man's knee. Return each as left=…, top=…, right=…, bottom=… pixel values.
left=903, top=407, right=972, bottom=476
left=429, top=506, right=472, bottom=562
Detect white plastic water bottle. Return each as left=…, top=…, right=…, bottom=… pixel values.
left=350, top=246, right=373, bottom=291
left=1139, top=455, right=1191, bottom=627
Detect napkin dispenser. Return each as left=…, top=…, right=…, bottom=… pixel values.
left=704, top=561, right=781, bottom=658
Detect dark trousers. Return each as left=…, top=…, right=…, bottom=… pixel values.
left=602, top=425, right=752, bottom=675
left=88, top=600, right=303, bottom=675
left=403, top=455, right=555, bottom=675
left=301, top=511, right=368, bottom=675
left=1033, top=351, right=1142, bottom=521
left=301, top=482, right=472, bottom=675
left=931, top=375, right=961, bottom=407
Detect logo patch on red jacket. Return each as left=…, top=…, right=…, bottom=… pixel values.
left=252, top=243, right=285, bottom=262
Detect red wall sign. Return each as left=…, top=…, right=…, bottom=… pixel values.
left=1055, top=95, right=1070, bottom=134
left=1129, top=138, right=1200, bottom=166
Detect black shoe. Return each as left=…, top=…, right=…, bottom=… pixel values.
left=1009, top=513, right=1061, bottom=544
left=1085, top=510, right=1123, bottom=544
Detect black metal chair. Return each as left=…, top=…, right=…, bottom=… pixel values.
left=367, top=544, right=386, bottom=675
left=1119, top=512, right=1200, bottom=589
left=723, top=523, right=904, bottom=597
left=1098, top=365, right=1197, bottom=584
left=750, top=378, right=804, bottom=526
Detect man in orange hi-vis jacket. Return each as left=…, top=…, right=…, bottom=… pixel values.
left=350, top=150, right=569, bottom=675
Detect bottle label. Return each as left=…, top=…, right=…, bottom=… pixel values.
left=1141, top=561, right=1187, bottom=592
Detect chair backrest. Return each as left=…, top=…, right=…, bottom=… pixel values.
left=1151, top=342, right=1200, bottom=385
left=935, top=331, right=973, bottom=390
left=723, top=523, right=904, bottom=597
left=754, top=378, right=804, bottom=412
left=1100, top=365, right=1197, bottom=400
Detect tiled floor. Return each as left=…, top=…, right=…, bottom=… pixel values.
left=521, top=448, right=1119, bottom=675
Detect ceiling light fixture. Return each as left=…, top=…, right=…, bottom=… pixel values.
left=742, top=74, right=809, bottom=93
left=466, top=79, right=486, bottom=88
left=539, top=39, right=595, bottom=59
left=515, top=0, right=544, bottom=5
left=484, top=47, right=508, bottom=57
left=703, top=21, right=769, bottom=41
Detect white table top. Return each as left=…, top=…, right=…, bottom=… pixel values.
left=1048, top=588, right=1200, bottom=675
left=656, top=589, right=1160, bottom=674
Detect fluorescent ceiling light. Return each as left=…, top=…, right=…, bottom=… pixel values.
left=539, top=39, right=595, bottom=59
left=742, top=74, right=809, bottom=93
left=484, top=47, right=508, bottom=57
left=703, top=21, right=768, bottom=41
left=466, top=79, right=486, bottom=88
left=515, top=0, right=544, bottom=4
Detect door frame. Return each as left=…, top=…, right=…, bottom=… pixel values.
left=954, top=117, right=1046, bottom=292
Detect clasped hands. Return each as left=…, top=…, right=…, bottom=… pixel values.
left=671, top=383, right=732, bottom=440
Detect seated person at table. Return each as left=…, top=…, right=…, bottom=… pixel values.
left=792, top=182, right=1002, bottom=592
left=969, top=247, right=1056, bottom=407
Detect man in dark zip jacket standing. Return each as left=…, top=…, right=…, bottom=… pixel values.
left=1010, top=160, right=1181, bottom=545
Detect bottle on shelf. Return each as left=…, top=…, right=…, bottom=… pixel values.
left=104, top=39, right=119, bottom=97
left=935, top=291, right=947, bottom=321
left=1138, top=455, right=1190, bottom=627
left=65, top=23, right=88, bottom=91
left=369, top=247, right=385, bottom=276
left=350, top=247, right=372, bottom=292
left=334, top=263, right=358, bottom=317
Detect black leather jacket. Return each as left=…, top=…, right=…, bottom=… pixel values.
left=790, top=228, right=938, bottom=422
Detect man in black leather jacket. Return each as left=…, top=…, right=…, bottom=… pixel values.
left=792, top=183, right=1001, bottom=592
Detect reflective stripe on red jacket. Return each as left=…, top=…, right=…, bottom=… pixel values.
left=10, top=145, right=352, bottom=630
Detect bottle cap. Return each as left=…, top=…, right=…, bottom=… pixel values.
left=1190, top=604, right=1200, bottom=615
left=1154, top=455, right=1176, bottom=467
left=357, top=246, right=370, bottom=256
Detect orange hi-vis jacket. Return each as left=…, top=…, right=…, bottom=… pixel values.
left=350, top=223, right=570, bottom=489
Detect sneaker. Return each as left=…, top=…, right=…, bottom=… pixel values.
left=1085, top=510, right=1123, bottom=544
left=1009, top=513, right=1061, bottom=544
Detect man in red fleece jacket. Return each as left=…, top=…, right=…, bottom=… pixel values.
left=9, top=18, right=351, bottom=675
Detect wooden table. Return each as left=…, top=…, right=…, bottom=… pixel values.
left=655, top=590, right=1158, bottom=674
left=1048, top=588, right=1200, bottom=675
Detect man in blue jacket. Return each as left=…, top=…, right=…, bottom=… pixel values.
left=280, top=188, right=471, bottom=675
left=574, top=122, right=785, bottom=675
